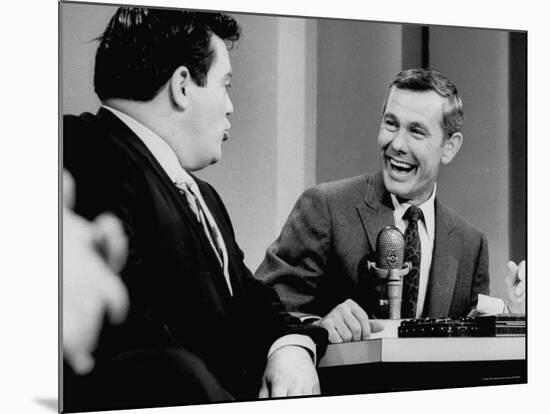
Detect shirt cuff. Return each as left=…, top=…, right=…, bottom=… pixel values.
left=267, top=334, right=317, bottom=365
left=287, top=311, right=322, bottom=323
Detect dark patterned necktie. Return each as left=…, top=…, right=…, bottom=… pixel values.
left=402, top=205, right=424, bottom=318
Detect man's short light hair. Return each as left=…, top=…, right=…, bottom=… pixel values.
left=383, top=68, right=464, bottom=139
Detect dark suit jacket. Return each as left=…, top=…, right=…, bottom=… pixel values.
left=63, top=108, right=327, bottom=401
left=255, top=172, right=490, bottom=319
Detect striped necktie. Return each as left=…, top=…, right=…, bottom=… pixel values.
left=176, top=180, right=225, bottom=268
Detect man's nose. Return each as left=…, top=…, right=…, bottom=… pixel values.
left=389, top=129, right=408, bottom=153
left=226, top=94, right=234, bottom=116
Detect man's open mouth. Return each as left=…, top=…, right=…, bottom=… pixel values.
left=388, top=157, right=416, bottom=175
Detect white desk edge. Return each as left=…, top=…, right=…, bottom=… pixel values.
left=318, top=336, right=526, bottom=367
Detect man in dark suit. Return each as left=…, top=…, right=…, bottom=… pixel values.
left=255, top=68, right=525, bottom=344
left=63, top=7, right=327, bottom=411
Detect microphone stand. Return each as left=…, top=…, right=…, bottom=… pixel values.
left=368, top=262, right=411, bottom=319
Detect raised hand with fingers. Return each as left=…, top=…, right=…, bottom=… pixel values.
left=505, top=260, right=526, bottom=314
left=63, top=170, right=130, bottom=374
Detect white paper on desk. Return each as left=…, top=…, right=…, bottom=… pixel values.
left=473, top=294, right=506, bottom=315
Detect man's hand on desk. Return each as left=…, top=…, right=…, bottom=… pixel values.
left=258, top=345, right=320, bottom=398
left=505, top=260, right=526, bottom=314
left=314, top=299, right=371, bottom=343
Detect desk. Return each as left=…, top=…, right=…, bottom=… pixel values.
left=318, top=337, right=526, bottom=395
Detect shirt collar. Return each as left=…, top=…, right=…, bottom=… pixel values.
left=390, top=184, right=437, bottom=240
left=102, top=105, right=194, bottom=186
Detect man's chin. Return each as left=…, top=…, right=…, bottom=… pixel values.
left=382, top=172, right=414, bottom=200
left=185, top=156, right=220, bottom=172
left=213, top=150, right=223, bottom=164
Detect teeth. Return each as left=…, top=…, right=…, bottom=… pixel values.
left=389, top=158, right=414, bottom=169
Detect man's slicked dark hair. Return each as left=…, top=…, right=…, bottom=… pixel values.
left=94, top=7, right=241, bottom=102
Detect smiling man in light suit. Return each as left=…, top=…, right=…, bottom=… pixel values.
left=255, top=68, right=525, bottom=344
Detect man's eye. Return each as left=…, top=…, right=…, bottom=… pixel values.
left=225, top=84, right=232, bottom=90
left=411, top=128, right=426, bottom=136
left=384, top=119, right=397, bottom=130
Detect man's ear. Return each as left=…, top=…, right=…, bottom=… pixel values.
left=441, top=132, right=463, bottom=165
left=170, top=66, right=192, bottom=110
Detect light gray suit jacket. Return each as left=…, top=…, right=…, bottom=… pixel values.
left=255, top=172, right=490, bottom=319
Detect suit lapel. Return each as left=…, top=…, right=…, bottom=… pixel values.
left=356, top=172, right=395, bottom=252
left=94, top=109, right=222, bottom=265
left=95, top=108, right=179, bottom=195
left=423, top=200, right=460, bottom=317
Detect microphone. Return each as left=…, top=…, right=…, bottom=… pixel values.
left=367, top=226, right=410, bottom=319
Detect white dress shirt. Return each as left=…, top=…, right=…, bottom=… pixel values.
left=390, top=186, right=436, bottom=319
left=102, top=105, right=317, bottom=361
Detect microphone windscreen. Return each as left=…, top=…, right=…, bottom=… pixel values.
left=375, top=226, right=405, bottom=270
